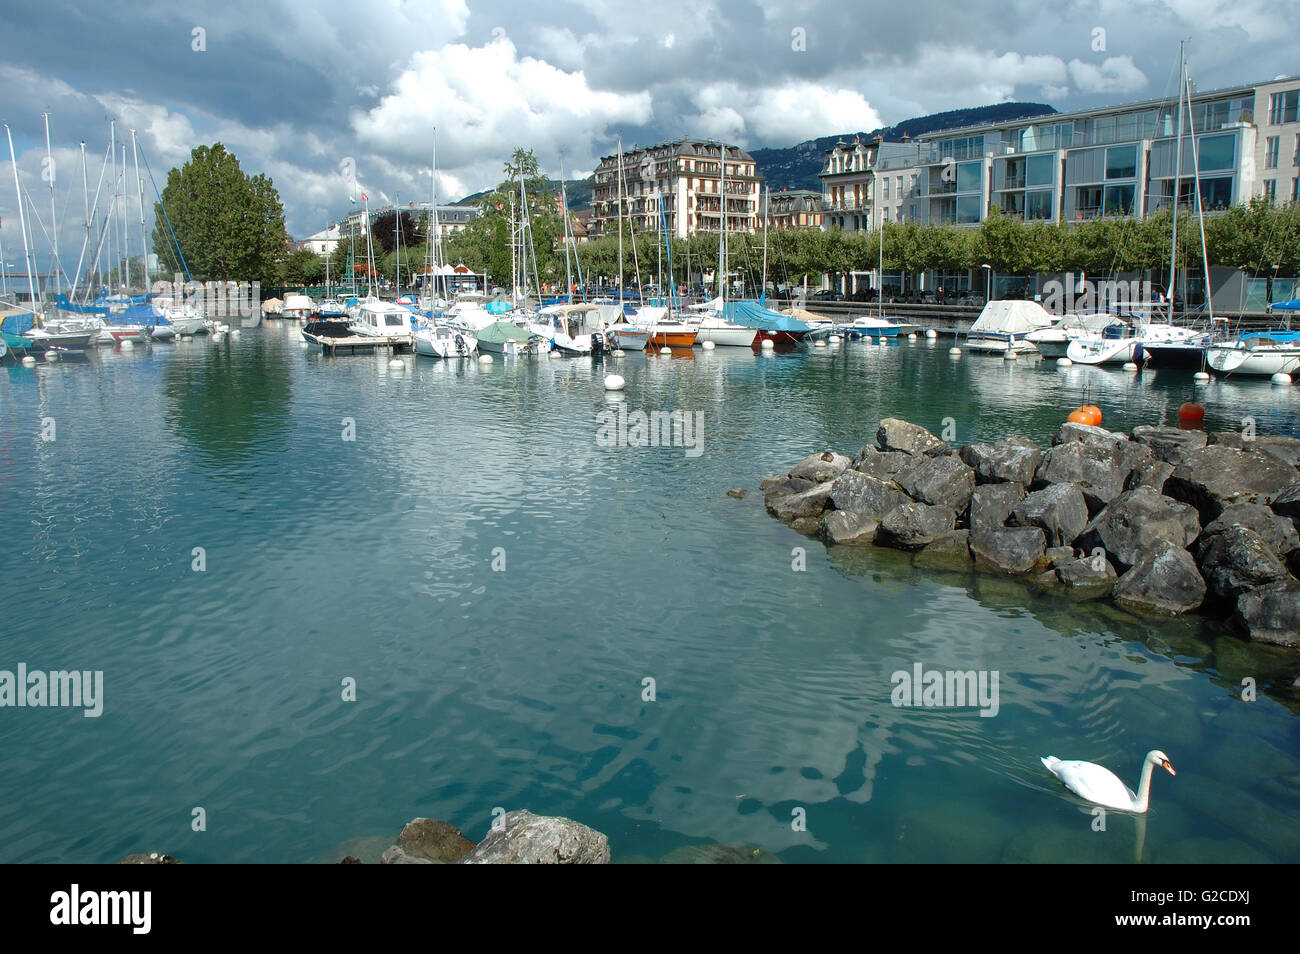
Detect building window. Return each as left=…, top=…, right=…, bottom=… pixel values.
left=883, top=178, right=890, bottom=199
left=1103, top=184, right=1135, bottom=215
left=896, top=176, right=902, bottom=197
left=1025, top=190, right=1053, bottom=219
left=1076, top=186, right=1102, bottom=217
left=1198, top=176, right=1233, bottom=210
left=1295, top=134, right=1300, bottom=165
left=1263, top=179, right=1277, bottom=203
left=1198, top=134, right=1235, bottom=172
left=1105, top=145, right=1137, bottom=180
left=883, top=209, right=889, bottom=223
left=1269, top=90, right=1300, bottom=125
left=956, top=161, right=981, bottom=193
left=956, top=194, right=982, bottom=224
left=1266, top=136, right=1280, bottom=169
left=1293, top=178, right=1300, bottom=202
left=1025, top=154, right=1053, bottom=187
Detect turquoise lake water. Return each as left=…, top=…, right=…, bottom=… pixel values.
left=2, top=324, right=1298, bottom=863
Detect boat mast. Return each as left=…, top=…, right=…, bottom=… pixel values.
left=761, top=186, right=768, bottom=303
left=429, top=127, right=442, bottom=302
left=109, top=121, right=118, bottom=293
left=718, top=145, right=726, bottom=305
left=1168, top=41, right=1185, bottom=320
left=121, top=144, right=130, bottom=290
left=616, top=137, right=624, bottom=299
left=43, top=113, right=59, bottom=304
left=131, top=130, right=149, bottom=295
left=4, top=124, right=39, bottom=310
left=560, top=156, right=573, bottom=300
left=1183, top=66, right=1214, bottom=324
left=879, top=203, right=884, bottom=320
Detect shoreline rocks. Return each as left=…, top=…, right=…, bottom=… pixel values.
left=759, top=417, right=1300, bottom=646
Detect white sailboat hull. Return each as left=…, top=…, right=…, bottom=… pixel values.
left=693, top=322, right=758, bottom=347
left=1206, top=345, right=1300, bottom=376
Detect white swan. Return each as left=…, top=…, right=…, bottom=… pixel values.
left=1040, top=750, right=1175, bottom=813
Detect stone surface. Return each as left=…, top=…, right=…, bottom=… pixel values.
left=820, top=510, right=879, bottom=545
left=1034, top=441, right=1128, bottom=510
left=788, top=516, right=822, bottom=535
left=1195, top=526, right=1291, bottom=603
left=395, top=818, right=476, bottom=863
left=1131, top=425, right=1209, bottom=464
left=895, top=453, right=976, bottom=512
left=876, top=502, right=955, bottom=550
left=118, top=852, right=180, bottom=864
left=876, top=418, right=950, bottom=456
left=970, top=526, right=1047, bottom=574
left=1045, top=545, right=1075, bottom=565
left=1235, top=582, right=1300, bottom=647
left=767, top=480, right=835, bottom=522
left=958, top=438, right=1041, bottom=486
left=725, top=487, right=748, bottom=499
left=1165, top=445, right=1298, bottom=521
left=913, top=530, right=973, bottom=569
left=1010, top=482, right=1089, bottom=548
left=1057, top=555, right=1118, bottom=587
left=1202, top=503, right=1300, bottom=557
left=381, top=845, right=435, bottom=864
left=1254, top=436, right=1300, bottom=469
left=968, top=482, right=1026, bottom=533
left=1112, top=541, right=1206, bottom=616
left=457, top=811, right=610, bottom=864
left=852, top=446, right=912, bottom=481
left=788, top=451, right=851, bottom=484
left=1051, top=422, right=1126, bottom=448
left=660, top=843, right=782, bottom=864
left=1077, top=487, right=1202, bottom=571
left=828, top=470, right=908, bottom=517
left=1271, top=483, right=1300, bottom=521
left=1124, top=457, right=1175, bottom=493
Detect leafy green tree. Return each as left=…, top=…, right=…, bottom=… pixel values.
left=152, top=143, right=289, bottom=285
left=278, top=248, right=326, bottom=286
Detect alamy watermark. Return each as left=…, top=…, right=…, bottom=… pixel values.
left=891, top=663, right=999, bottom=717
left=1041, top=273, right=1158, bottom=317
left=0, top=664, right=103, bottom=717
left=151, top=274, right=262, bottom=327
left=596, top=405, right=704, bottom=458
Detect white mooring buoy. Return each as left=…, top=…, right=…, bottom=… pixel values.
left=612, top=348, right=626, bottom=358
left=1004, top=349, right=1017, bottom=361
left=22, top=355, right=37, bottom=366
left=949, top=347, right=962, bottom=356
left=46, top=351, right=58, bottom=362
left=121, top=339, right=134, bottom=351
left=701, top=340, right=716, bottom=350
left=828, top=334, right=842, bottom=344
left=659, top=346, right=672, bottom=355
left=814, top=339, right=827, bottom=348
left=479, top=354, right=494, bottom=364
left=1272, top=372, right=1292, bottom=385
left=925, top=329, right=937, bottom=339
left=604, top=373, right=625, bottom=391
left=388, top=358, right=404, bottom=368
left=760, top=339, right=775, bottom=350
left=907, top=333, right=917, bottom=341
left=1193, top=371, right=1210, bottom=382
left=1057, top=357, right=1073, bottom=367
left=1122, top=361, right=1138, bottom=371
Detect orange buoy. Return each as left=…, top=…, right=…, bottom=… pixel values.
left=1179, top=402, right=1205, bottom=422
left=1069, top=405, right=1102, bottom=427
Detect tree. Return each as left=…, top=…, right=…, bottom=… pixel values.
left=278, top=248, right=326, bottom=286
left=152, top=143, right=289, bottom=285
left=369, top=210, right=418, bottom=256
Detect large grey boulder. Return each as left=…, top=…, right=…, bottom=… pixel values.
left=1202, top=503, right=1300, bottom=558
left=762, top=475, right=812, bottom=505
left=1010, top=482, right=1089, bottom=548
left=820, top=510, right=879, bottom=545
left=1130, top=425, right=1208, bottom=464
left=827, top=470, right=909, bottom=517
left=958, top=438, right=1041, bottom=485
left=876, top=502, right=955, bottom=550
left=1112, top=541, right=1206, bottom=616
left=876, top=418, right=950, bottom=457
left=1195, top=526, right=1291, bottom=603
left=895, top=454, right=976, bottom=513
left=1253, top=435, right=1300, bottom=469
left=457, top=811, right=610, bottom=864
left=1057, top=554, right=1118, bottom=588
left=1235, top=582, right=1300, bottom=647
left=1052, top=422, right=1127, bottom=448
left=1034, top=441, right=1128, bottom=510
left=1076, top=487, right=1201, bottom=571
left=1165, top=445, right=1297, bottom=521
left=767, top=480, right=835, bottom=522
left=852, top=446, right=912, bottom=481
left=789, top=451, right=851, bottom=484
left=970, top=526, right=1047, bottom=574
left=968, top=482, right=1026, bottom=533
left=1124, top=457, right=1175, bottom=493
left=913, top=530, right=973, bottom=570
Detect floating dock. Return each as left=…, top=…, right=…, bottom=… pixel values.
left=309, top=334, right=412, bottom=355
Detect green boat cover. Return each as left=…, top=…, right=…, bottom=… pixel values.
left=476, top=321, right=536, bottom=344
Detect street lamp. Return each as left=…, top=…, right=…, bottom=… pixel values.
left=981, top=263, right=992, bottom=301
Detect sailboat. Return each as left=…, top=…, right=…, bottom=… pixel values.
left=693, top=174, right=757, bottom=347
left=413, top=130, right=477, bottom=358
left=603, top=139, right=649, bottom=351
left=841, top=213, right=914, bottom=339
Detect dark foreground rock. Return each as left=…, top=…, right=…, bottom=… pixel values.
left=788, top=451, right=851, bottom=483
left=969, top=482, right=1026, bottom=533
left=1077, top=487, right=1201, bottom=571
left=1034, top=441, right=1129, bottom=510
left=1196, top=526, right=1291, bottom=604
left=913, top=530, right=973, bottom=569
left=1165, top=446, right=1297, bottom=520
left=876, top=418, right=950, bottom=456
left=821, top=510, right=879, bottom=545
left=1235, top=582, right=1300, bottom=647
left=1112, top=541, right=1206, bottom=616
left=457, top=810, right=610, bottom=864
left=959, top=438, right=1041, bottom=485
left=876, top=502, right=954, bottom=550
left=970, top=527, right=1047, bottom=574
left=1131, top=425, right=1208, bottom=464
left=1010, top=482, right=1089, bottom=548
left=393, top=818, right=476, bottom=863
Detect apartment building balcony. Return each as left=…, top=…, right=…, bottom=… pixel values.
left=1003, top=176, right=1026, bottom=190
left=929, top=181, right=957, bottom=195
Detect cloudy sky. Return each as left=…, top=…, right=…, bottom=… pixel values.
left=0, top=0, right=1294, bottom=273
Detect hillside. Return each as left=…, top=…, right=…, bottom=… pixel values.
left=455, top=178, right=593, bottom=211
left=751, top=102, right=1058, bottom=192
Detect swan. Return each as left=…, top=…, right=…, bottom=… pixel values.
left=1040, top=750, right=1175, bottom=813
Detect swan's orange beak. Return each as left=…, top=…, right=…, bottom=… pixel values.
left=1162, top=760, right=1176, bottom=776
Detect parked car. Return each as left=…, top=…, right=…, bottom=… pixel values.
left=810, top=290, right=844, bottom=302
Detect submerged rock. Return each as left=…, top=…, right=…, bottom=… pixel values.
left=1010, top=482, right=1089, bottom=548
left=767, top=480, right=835, bottom=522
left=1166, top=445, right=1297, bottom=520
left=381, top=845, right=435, bottom=864
left=1235, top=582, right=1300, bottom=647
left=1056, top=554, right=1118, bottom=590
left=959, top=438, right=1041, bottom=485
left=395, top=818, right=476, bottom=863
left=913, top=530, right=973, bottom=569
left=726, top=487, right=749, bottom=499
left=968, top=482, right=1026, bottom=533
left=877, top=418, right=950, bottom=456
left=970, top=526, right=1047, bottom=574
left=118, top=852, right=180, bottom=864
left=1077, top=487, right=1201, bottom=571
left=876, top=502, right=955, bottom=550
left=789, top=451, right=852, bottom=484
left=1112, top=541, right=1206, bottom=616
left=660, top=843, right=782, bottom=864
left=457, top=810, right=610, bottom=864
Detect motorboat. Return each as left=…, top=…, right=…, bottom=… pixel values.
left=282, top=294, right=315, bottom=320
left=349, top=298, right=413, bottom=346
left=1207, top=331, right=1300, bottom=377
left=476, top=320, right=546, bottom=356
left=414, top=324, right=477, bottom=358
left=965, top=300, right=1054, bottom=353
left=538, top=303, right=610, bottom=356
left=1026, top=312, right=1125, bottom=359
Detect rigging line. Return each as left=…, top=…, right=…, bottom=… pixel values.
left=138, top=144, right=193, bottom=284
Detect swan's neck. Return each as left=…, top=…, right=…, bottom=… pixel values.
left=1134, top=758, right=1157, bottom=812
